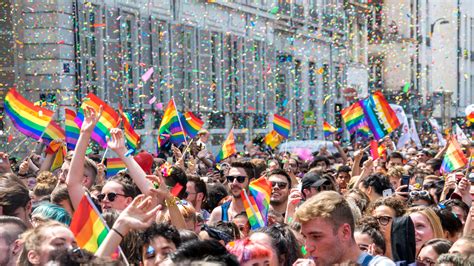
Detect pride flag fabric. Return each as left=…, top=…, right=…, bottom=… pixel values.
left=106, top=158, right=126, bottom=178
left=341, top=102, right=366, bottom=134
left=215, top=128, right=237, bottom=163
left=359, top=91, right=400, bottom=140
left=75, top=93, right=120, bottom=148
left=70, top=194, right=109, bottom=253
left=323, top=121, right=340, bottom=137
left=356, top=123, right=372, bottom=139
left=273, top=114, right=290, bottom=138
left=4, top=88, right=64, bottom=144
left=263, top=130, right=285, bottom=149
left=241, top=176, right=272, bottom=230
left=157, top=99, right=186, bottom=148
left=118, top=106, right=140, bottom=151
left=181, top=111, right=204, bottom=138
left=50, top=142, right=67, bottom=172
left=440, top=137, right=468, bottom=174
left=65, top=108, right=80, bottom=150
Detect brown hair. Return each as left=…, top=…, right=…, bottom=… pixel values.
left=0, top=175, right=30, bottom=216
left=366, top=196, right=408, bottom=217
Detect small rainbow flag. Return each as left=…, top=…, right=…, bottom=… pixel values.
left=273, top=114, right=290, bottom=138
left=157, top=99, right=186, bottom=148
left=106, top=158, right=126, bottom=178
left=4, top=88, right=65, bottom=144
left=359, top=91, right=400, bottom=140
left=181, top=111, right=204, bottom=138
left=70, top=194, right=110, bottom=253
left=75, top=93, right=120, bottom=148
left=118, top=105, right=140, bottom=151
left=50, top=142, right=67, bottom=172
left=263, top=130, right=285, bottom=149
left=323, top=121, right=341, bottom=137
left=215, top=128, right=237, bottom=163
left=440, top=136, right=468, bottom=174
left=65, top=108, right=80, bottom=150
left=241, top=176, right=272, bottom=230
left=341, top=101, right=366, bottom=134
left=356, top=122, right=372, bottom=139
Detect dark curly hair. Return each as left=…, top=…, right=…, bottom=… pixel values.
left=360, top=174, right=393, bottom=197
left=366, top=196, right=407, bottom=217
left=139, top=223, right=181, bottom=251
left=108, top=173, right=140, bottom=198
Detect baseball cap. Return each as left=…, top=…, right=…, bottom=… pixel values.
left=134, top=151, right=154, bottom=174
left=301, top=172, right=330, bottom=191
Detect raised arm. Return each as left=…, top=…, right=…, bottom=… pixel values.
left=66, top=106, right=102, bottom=209
left=107, top=128, right=152, bottom=194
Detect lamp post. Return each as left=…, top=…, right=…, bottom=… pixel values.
left=427, top=18, right=449, bottom=46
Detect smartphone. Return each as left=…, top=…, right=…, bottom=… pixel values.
left=401, top=175, right=410, bottom=193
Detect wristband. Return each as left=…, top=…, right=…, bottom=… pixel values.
left=111, top=227, right=124, bottom=239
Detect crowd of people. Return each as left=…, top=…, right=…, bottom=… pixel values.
left=0, top=107, right=473, bottom=266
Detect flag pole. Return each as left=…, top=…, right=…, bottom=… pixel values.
left=32, top=108, right=59, bottom=152
left=178, top=138, right=194, bottom=163
left=171, top=97, right=188, bottom=145
left=242, top=189, right=264, bottom=228
left=10, top=136, right=29, bottom=153
left=101, top=147, right=109, bottom=164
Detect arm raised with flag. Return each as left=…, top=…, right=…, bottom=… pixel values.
left=66, top=105, right=103, bottom=209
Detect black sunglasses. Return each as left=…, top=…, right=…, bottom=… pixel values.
left=271, top=181, right=288, bottom=189
left=97, top=192, right=127, bottom=202
left=226, top=175, right=247, bottom=183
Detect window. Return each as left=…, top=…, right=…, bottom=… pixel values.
left=223, top=34, right=243, bottom=112
left=151, top=19, right=169, bottom=105
left=369, top=56, right=384, bottom=90
left=182, top=26, right=198, bottom=110
left=120, top=12, right=137, bottom=107
left=309, top=62, right=317, bottom=111
left=367, top=0, right=383, bottom=43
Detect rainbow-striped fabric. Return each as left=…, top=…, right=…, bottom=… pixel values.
left=75, top=93, right=120, bottom=148
left=440, top=137, right=468, bottom=173
left=263, top=130, right=285, bottom=149
left=157, top=99, right=185, bottom=148
left=106, top=158, right=126, bottom=178
left=273, top=114, right=290, bottom=138
left=215, top=128, right=236, bottom=163
left=65, top=108, right=80, bottom=150
left=181, top=111, right=204, bottom=138
left=359, top=91, right=400, bottom=140
left=118, top=106, right=140, bottom=151
left=323, top=121, right=341, bottom=137
left=4, top=88, right=64, bottom=144
left=241, top=176, right=271, bottom=230
left=341, top=102, right=366, bottom=134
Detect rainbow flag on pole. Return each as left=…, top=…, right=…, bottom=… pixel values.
left=323, top=121, right=341, bottom=137
left=341, top=101, right=366, bottom=134
left=75, top=93, right=120, bottom=148
left=65, top=108, right=80, bottom=150
left=241, top=176, right=271, bottom=230
left=106, top=158, right=127, bottom=178
left=440, top=136, right=468, bottom=174
left=50, top=142, right=67, bottom=171
left=215, top=128, right=237, bottom=163
left=263, top=130, right=285, bottom=149
left=118, top=106, right=140, bottom=151
left=181, top=111, right=204, bottom=138
left=359, top=91, right=400, bottom=140
left=70, top=194, right=111, bottom=253
left=273, top=114, right=290, bottom=138
left=157, top=99, right=186, bottom=148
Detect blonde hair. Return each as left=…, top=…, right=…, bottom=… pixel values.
left=295, top=191, right=355, bottom=234
left=33, top=171, right=58, bottom=198
left=407, top=206, right=444, bottom=239
left=387, top=166, right=406, bottom=179
left=162, top=200, right=197, bottom=223
left=17, top=220, right=66, bottom=266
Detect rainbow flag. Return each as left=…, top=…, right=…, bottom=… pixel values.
left=323, top=121, right=341, bottom=137
left=273, top=114, right=290, bottom=138
left=70, top=194, right=109, bottom=253
left=215, top=128, right=237, bottom=163
left=65, top=108, right=80, bottom=150
left=341, top=101, right=366, bottom=134
left=181, top=111, right=204, bottom=138
left=241, top=176, right=272, bottom=230
left=263, top=130, right=285, bottom=149
left=4, top=88, right=65, bottom=144
left=157, top=99, right=186, bottom=148
left=118, top=106, right=140, bottom=151
left=356, top=122, right=372, bottom=139
left=106, top=158, right=126, bottom=178
left=359, top=91, right=400, bottom=140
left=75, top=93, right=120, bottom=148
left=50, top=142, right=67, bottom=171
left=440, top=136, right=468, bottom=174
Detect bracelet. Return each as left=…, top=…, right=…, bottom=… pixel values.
left=165, top=196, right=177, bottom=207
left=111, top=227, right=124, bottom=239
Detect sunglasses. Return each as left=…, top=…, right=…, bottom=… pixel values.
left=375, top=215, right=392, bottom=226
left=271, top=181, right=288, bottom=189
left=97, top=192, right=127, bottom=202
left=409, top=190, right=430, bottom=197
left=226, top=175, right=247, bottom=183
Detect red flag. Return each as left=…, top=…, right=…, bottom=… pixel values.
left=370, top=140, right=380, bottom=160
left=170, top=183, right=183, bottom=197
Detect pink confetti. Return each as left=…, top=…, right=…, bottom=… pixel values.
left=148, top=96, right=156, bottom=104
left=141, top=67, right=154, bottom=82
left=155, top=103, right=163, bottom=110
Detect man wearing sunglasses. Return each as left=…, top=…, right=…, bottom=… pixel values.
left=301, top=172, right=333, bottom=200
left=208, top=160, right=256, bottom=224
left=267, top=169, right=292, bottom=216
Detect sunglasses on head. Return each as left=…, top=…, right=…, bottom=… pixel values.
left=97, top=192, right=127, bottom=202
left=409, top=190, right=430, bottom=197
left=226, top=175, right=247, bottom=183
left=271, top=181, right=288, bottom=189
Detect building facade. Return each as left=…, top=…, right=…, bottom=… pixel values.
left=1, top=0, right=365, bottom=153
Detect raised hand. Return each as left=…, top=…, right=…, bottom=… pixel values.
left=146, top=174, right=171, bottom=204
left=81, top=105, right=103, bottom=133
left=114, top=195, right=160, bottom=231
left=107, top=128, right=127, bottom=156
left=0, top=152, right=12, bottom=174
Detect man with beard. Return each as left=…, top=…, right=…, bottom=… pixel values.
left=208, top=160, right=255, bottom=224
left=267, top=169, right=291, bottom=216
left=184, top=176, right=209, bottom=221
